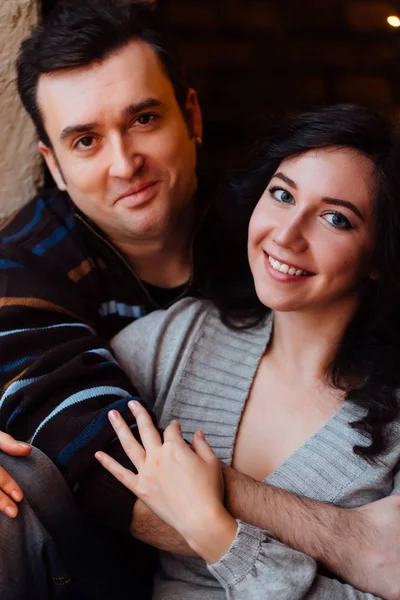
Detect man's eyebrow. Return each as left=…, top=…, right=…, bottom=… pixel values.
left=123, top=98, right=164, bottom=117
left=322, top=198, right=364, bottom=220
left=272, top=172, right=298, bottom=189
left=60, top=99, right=164, bottom=142
left=60, top=122, right=98, bottom=142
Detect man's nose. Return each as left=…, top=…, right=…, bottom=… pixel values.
left=108, top=137, right=144, bottom=179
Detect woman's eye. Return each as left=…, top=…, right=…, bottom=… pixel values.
left=269, top=187, right=293, bottom=203
left=322, top=211, right=353, bottom=230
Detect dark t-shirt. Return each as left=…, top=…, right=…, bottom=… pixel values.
left=140, top=280, right=188, bottom=308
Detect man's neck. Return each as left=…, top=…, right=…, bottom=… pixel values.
left=113, top=202, right=197, bottom=289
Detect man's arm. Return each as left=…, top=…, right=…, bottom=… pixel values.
left=129, top=465, right=400, bottom=599
left=129, top=472, right=349, bottom=560
left=223, top=465, right=400, bottom=600
left=0, top=240, right=145, bottom=531
left=131, top=499, right=196, bottom=555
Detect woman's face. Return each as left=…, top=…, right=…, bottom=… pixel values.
left=248, top=147, right=378, bottom=314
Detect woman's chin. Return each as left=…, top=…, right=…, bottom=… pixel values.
left=255, top=289, right=306, bottom=313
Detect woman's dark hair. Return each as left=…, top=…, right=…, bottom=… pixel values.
left=215, top=103, right=400, bottom=460
left=17, top=0, right=189, bottom=147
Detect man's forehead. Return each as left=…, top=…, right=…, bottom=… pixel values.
left=37, top=40, right=176, bottom=136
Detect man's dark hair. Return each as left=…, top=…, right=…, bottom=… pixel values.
left=17, top=0, right=189, bottom=147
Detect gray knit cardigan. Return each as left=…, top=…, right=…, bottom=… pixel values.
left=112, top=298, right=400, bottom=599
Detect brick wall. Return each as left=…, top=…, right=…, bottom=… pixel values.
left=0, top=0, right=42, bottom=219
left=159, top=0, right=400, bottom=152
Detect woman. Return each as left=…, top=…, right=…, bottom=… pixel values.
left=96, top=104, right=400, bottom=599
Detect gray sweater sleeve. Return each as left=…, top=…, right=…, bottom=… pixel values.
left=208, top=520, right=382, bottom=599
left=208, top=465, right=400, bottom=599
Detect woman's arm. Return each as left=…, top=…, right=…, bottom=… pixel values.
left=95, top=402, right=387, bottom=600
left=207, top=519, right=384, bottom=600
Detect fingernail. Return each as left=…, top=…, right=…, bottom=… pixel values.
left=128, top=400, right=138, bottom=412
left=18, top=441, right=30, bottom=447
left=6, top=506, right=17, bottom=518
left=10, top=490, right=22, bottom=502
left=94, top=452, right=103, bottom=461
left=108, top=410, right=118, bottom=422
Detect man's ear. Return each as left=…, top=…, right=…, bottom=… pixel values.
left=369, top=269, right=378, bottom=281
left=185, top=88, right=203, bottom=143
left=38, top=141, right=67, bottom=191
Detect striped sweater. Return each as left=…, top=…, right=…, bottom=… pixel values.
left=0, top=189, right=222, bottom=529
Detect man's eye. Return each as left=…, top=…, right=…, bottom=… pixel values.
left=76, top=136, right=94, bottom=148
left=322, top=211, right=353, bottom=230
left=269, top=187, right=293, bottom=203
left=136, top=114, right=155, bottom=126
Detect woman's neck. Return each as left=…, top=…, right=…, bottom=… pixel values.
left=269, top=298, right=360, bottom=385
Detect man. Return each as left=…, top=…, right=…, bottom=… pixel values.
left=0, top=1, right=399, bottom=599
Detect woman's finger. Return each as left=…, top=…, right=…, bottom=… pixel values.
left=0, top=432, right=32, bottom=457
left=128, top=401, right=162, bottom=452
left=0, top=465, right=23, bottom=504
left=192, top=430, right=219, bottom=463
left=108, top=410, right=146, bottom=469
left=163, top=420, right=184, bottom=444
left=95, top=451, right=138, bottom=494
left=0, top=487, right=19, bottom=518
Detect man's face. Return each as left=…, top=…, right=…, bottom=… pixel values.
left=37, top=40, right=202, bottom=245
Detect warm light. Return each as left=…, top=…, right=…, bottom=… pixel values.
left=387, top=15, right=400, bottom=27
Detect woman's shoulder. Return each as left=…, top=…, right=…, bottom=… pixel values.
left=112, top=297, right=210, bottom=348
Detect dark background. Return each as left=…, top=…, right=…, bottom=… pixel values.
left=41, top=0, right=400, bottom=156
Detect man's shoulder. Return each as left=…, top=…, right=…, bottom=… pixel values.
left=0, top=190, right=86, bottom=266
left=0, top=190, right=76, bottom=251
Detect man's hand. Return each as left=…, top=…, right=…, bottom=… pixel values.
left=339, top=496, right=400, bottom=600
left=0, top=432, right=32, bottom=518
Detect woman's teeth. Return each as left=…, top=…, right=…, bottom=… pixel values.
left=268, top=256, right=309, bottom=276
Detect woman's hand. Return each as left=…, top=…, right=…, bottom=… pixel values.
left=0, top=432, right=32, bottom=518
left=95, top=401, right=237, bottom=563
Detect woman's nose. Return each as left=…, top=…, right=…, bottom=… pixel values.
left=272, top=215, right=308, bottom=253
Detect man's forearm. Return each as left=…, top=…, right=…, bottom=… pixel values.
left=223, top=466, right=366, bottom=578
left=130, top=467, right=356, bottom=566
left=131, top=499, right=197, bottom=556
left=130, top=468, right=354, bottom=566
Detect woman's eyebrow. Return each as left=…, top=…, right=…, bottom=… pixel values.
left=272, top=172, right=297, bottom=189
left=272, top=173, right=364, bottom=220
left=322, top=198, right=364, bottom=220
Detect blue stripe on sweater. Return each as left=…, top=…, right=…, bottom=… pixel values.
left=0, top=376, right=43, bottom=410
left=99, top=301, right=145, bottom=319
left=0, top=260, right=24, bottom=270
left=32, top=217, right=73, bottom=256
left=7, top=408, right=23, bottom=427
left=0, top=356, right=37, bottom=374
left=56, top=395, right=140, bottom=467
left=87, top=348, right=117, bottom=364
left=0, top=322, right=95, bottom=339
left=31, top=386, right=132, bottom=443
left=2, top=199, right=45, bottom=244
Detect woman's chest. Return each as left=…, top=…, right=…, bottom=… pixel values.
left=232, top=359, right=345, bottom=481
